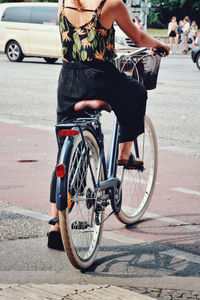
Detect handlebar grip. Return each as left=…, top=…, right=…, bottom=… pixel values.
left=153, top=47, right=168, bottom=57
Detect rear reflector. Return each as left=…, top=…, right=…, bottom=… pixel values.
left=194, top=42, right=198, bottom=46
left=58, top=129, right=79, bottom=136
left=56, top=164, right=65, bottom=178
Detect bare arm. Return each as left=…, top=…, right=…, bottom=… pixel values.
left=58, top=0, right=63, bottom=19
left=112, top=0, right=169, bottom=53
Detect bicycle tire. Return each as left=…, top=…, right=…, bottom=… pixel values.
left=116, top=115, right=158, bottom=224
left=59, top=129, right=105, bottom=269
left=196, top=52, right=200, bottom=70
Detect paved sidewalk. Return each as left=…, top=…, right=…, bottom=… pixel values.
left=0, top=284, right=153, bottom=300
left=1, top=202, right=200, bottom=300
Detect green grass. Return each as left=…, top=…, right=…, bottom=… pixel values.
left=147, top=28, right=200, bottom=36
left=147, top=28, right=168, bottom=36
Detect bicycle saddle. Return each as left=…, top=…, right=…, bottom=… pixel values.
left=74, top=100, right=112, bottom=113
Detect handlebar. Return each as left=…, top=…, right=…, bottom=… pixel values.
left=152, top=47, right=169, bottom=57
left=116, top=46, right=168, bottom=58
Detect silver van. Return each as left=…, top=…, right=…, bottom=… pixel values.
left=0, top=2, right=61, bottom=63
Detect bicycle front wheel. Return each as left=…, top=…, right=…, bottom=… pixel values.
left=59, top=129, right=104, bottom=269
left=116, top=115, right=158, bottom=224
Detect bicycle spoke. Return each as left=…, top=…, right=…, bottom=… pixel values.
left=117, top=116, right=158, bottom=224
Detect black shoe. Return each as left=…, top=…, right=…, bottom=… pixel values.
left=47, top=230, right=64, bottom=251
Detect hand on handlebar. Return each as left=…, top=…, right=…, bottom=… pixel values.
left=152, top=45, right=170, bottom=57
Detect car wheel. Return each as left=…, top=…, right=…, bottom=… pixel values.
left=6, top=41, right=24, bottom=62
left=196, top=53, right=200, bottom=70
left=43, top=57, right=58, bottom=64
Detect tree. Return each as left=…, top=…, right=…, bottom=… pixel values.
left=148, top=0, right=200, bottom=27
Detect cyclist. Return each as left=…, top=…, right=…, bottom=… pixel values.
left=48, top=0, right=169, bottom=250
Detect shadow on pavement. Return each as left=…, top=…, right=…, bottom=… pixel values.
left=84, top=241, right=200, bottom=278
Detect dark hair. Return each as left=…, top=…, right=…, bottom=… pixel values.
left=184, top=16, right=190, bottom=23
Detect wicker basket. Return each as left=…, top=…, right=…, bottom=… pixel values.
left=119, top=52, right=161, bottom=90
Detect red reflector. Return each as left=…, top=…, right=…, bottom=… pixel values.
left=58, top=129, right=79, bottom=136
left=194, top=43, right=197, bottom=46
left=56, top=164, right=65, bottom=178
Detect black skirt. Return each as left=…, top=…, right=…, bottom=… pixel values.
left=169, top=30, right=176, bottom=37
left=57, top=60, right=147, bottom=143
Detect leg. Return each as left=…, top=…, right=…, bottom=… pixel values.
left=175, top=34, right=179, bottom=52
left=110, top=75, right=147, bottom=144
left=49, top=140, right=63, bottom=232
left=48, top=168, right=64, bottom=251
left=109, top=74, right=147, bottom=166
left=169, top=37, right=173, bottom=53
left=49, top=63, right=93, bottom=243
left=118, top=141, right=132, bottom=161
left=118, top=141, right=143, bottom=168
left=48, top=63, right=104, bottom=251
left=48, top=124, right=68, bottom=248
left=50, top=203, right=59, bottom=230
left=183, top=35, right=188, bottom=53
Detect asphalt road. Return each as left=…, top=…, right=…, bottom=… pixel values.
left=0, top=52, right=200, bottom=299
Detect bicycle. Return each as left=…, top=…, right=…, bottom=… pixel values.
left=50, top=47, right=165, bottom=270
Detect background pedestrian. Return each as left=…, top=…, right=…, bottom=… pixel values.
left=168, top=16, right=178, bottom=54
left=135, top=16, right=144, bottom=31
left=190, top=20, right=198, bottom=42
left=177, top=20, right=183, bottom=45
left=182, top=16, right=191, bottom=54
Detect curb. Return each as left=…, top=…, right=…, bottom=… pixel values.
left=0, top=284, right=154, bottom=300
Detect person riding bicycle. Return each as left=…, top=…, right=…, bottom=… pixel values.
left=48, top=0, right=169, bottom=250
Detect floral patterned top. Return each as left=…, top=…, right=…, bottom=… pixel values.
left=59, top=0, right=116, bottom=62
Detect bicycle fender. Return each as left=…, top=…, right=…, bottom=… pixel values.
left=56, top=135, right=77, bottom=211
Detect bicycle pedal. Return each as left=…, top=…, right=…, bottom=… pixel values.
left=49, top=216, right=59, bottom=225
left=124, top=163, right=144, bottom=171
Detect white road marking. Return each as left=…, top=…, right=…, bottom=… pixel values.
left=0, top=118, right=24, bottom=126
left=4, top=201, right=200, bottom=233
left=117, top=206, right=200, bottom=232
left=4, top=205, right=49, bottom=222
left=0, top=118, right=53, bottom=132
left=144, top=211, right=200, bottom=232
left=103, top=231, right=146, bottom=245
left=171, top=187, right=200, bottom=197
left=160, top=249, right=200, bottom=265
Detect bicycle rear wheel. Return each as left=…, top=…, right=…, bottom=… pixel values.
left=59, top=129, right=104, bottom=269
left=116, top=115, right=158, bottom=224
